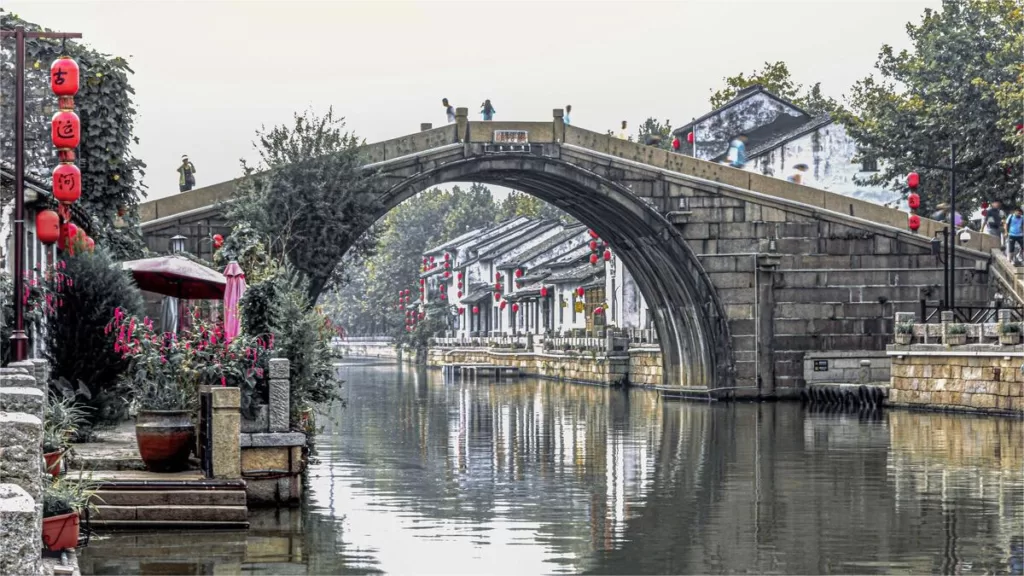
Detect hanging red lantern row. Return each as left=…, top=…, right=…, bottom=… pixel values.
left=50, top=54, right=82, bottom=252
left=906, top=172, right=920, bottom=233
left=603, top=249, right=612, bottom=261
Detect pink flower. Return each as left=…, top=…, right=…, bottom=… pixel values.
left=161, top=355, right=167, bottom=364
left=221, top=376, right=226, bottom=387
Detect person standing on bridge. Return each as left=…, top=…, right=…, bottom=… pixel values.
left=177, top=154, right=196, bottom=193
left=481, top=99, right=496, bottom=121
left=564, top=105, right=572, bottom=125
left=726, top=134, right=748, bottom=168
left=786, top=163, right=809, bottom=185
left=443, top=98, right=455, bottom=123
left=618, top=120, right=628, bottom=140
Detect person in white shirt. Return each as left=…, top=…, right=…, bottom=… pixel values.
left=786, top=163, right=809, bottom=185
left=617, top=120, right=628, bottom=140
left=564, top=104, right=572, bottom=125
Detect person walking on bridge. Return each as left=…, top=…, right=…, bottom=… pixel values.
left=564, top=105, right=572, bottom=125
left=443, top=98, right=455, bottom=123
left=481, top=99, right=496, bottom=121
left=618, top=120, right=628, bottom=140
left=726, top=134, right=748, bottom=168
left=177, top=154, right=197, bottom=193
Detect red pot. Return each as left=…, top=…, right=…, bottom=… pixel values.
left=43, top=451, right=63, bottom=477
left=135, top=410, right=195, bottom=472
left=42, top=512, right=79, bottom=552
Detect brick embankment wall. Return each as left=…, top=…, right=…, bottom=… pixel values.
left=888, top=346, right=1024, bottom=415
left=425, top=347, right=664, bottom=387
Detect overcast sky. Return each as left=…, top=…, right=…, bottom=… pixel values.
left=6, top=0, right=937, bottom=201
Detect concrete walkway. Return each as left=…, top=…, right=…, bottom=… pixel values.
left=68, top=421, right=146, bottom=472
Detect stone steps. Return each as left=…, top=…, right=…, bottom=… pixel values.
left=91, top=504, right=248, bottom=526
left=93, top=489, right=246, bottom=507
left=89, top=484, right=248, bottom=528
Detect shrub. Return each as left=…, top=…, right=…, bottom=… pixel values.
left=895, top=321, right=915, bottom=335
left=0, top=269, right=51, bottom=366
left=945, top=323, right=967, bottom=335
left=44, top=248, right=144, bottom=424
left=1000, top=322, right=1021, bottom=334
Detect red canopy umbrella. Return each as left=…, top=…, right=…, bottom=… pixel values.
left=121, top=254, right=226, bottom=299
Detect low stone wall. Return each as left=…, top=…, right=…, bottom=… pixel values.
left=888, top=345, right=1024, bottom=415
left=337, top=341, right=397, bottom=359
left=803, top=351, right=890, bottom=385
left=427, top=347, right=664, bottom=387
left=0, top=362, right=45, bottom=575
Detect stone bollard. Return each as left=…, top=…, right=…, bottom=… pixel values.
left=0, top=483, right=40, bottom=576
left=268, top=358, right=291, bottom=433
left=210, top=387, right=241, bottom=479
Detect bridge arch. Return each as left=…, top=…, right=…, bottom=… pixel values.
left=367, top=154, right=734, bottom=390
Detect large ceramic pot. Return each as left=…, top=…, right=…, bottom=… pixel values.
left=42, top=512, right=79, bottom=552
left=135, top=410, right=194, bottom=472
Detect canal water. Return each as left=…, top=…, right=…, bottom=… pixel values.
left=80, top=361, right=1024, bottom=575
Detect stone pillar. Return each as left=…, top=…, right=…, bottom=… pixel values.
left=455, top=107, right=469, bottom=143
left=553, top=108, right=565, bottom=143
left=0, top=483, right=40, bottom=576
left=756, top=254, right=779, bottom=396
left=420, top=123, right=432, bottom=132
left=268, top=358, right=291, bottom=433
left=210, top=387, right=241, bottom=479
left=29, top=358, right=48, bottom=389
left=0, top=387, right=45, bottom=423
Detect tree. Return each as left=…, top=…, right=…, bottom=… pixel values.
left=709, top=61, right=839, bottom=116
left=497, top=190, right=568, bottom=221
left=441, top=183, right=497, bottom=238
left=636, top=117, right=673, bottom=149
left=0, top=11, right=147, bottom=260
left=226, top=107, right=386, bottom=305
left=838, top=1, right=1023, bottom=211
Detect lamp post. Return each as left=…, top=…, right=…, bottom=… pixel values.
left=1, top=26, right=82, bottom=362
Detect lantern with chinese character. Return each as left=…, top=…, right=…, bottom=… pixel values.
left=907, top=193, right=920, bottom=210
left=50, top=56, right=80, bottom=97
left=908, top=214, right=921, bottom=232
left=907, top=172, right=919, bottom=190
left=511, top=303, right=519, bottom=313
left=52, top=163, right=81, bottom=203
left=576, top=287, right=585, bottom=297
left=36, top=210, right=60, bottom=245
left=603, top=249, right=611, bottom=261
left=51, top=110, right=80, bottom=150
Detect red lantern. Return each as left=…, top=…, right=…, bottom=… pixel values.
left=399, top=304, right=405, bottom=310
left=440, top=293, right=446, bottom=300
left=494, top=293, right=501, bottom=301
left=496, top=272, right=502, bottom=282
left=419, top=312, right=425, bottom=320
left=439, top=284, right=446, bottom=291
left=430, top=256, right=435, bottom=263
left=590, top=254, right=599, bottom=265
left=52, top=163, right=81, bottom=203
left=36, top=210, right=60, bottom=245
left=51, top=110, right=80, bottom=150
left=444, top=253, right=450, bottom=261
left=444, top=271, right=451, bottom=278
left=907, top=172, right=919, bottom=189
left=495, top=283, right=502, bottom=291
left=672, top=137, right=680, bottom=150
left=603, top=249, right=611, bottom=261
left=687, top=132, right=694, bottom=144
left=576, top=287, right=585, bottom=297
left=50, top=57, right=80, bottom=97
left=588, top=229, right=598, bottom=239
left=458, top=282, right=463, bottom=289
left=540, top=287, right=548, bottom=297
left=907, top=193, right=920, bottom=210
left=422, top=258, right=427, bottom=265
left=511, top=303, right=519, bottom=313
left=459, top=307, right=465, bottom=314
left=212, top=234, right=224, bottom=249
left=85, top=236, right=95, bottom=253
left=981, top=201, right=989, bottom=209
left=445, top=262, right=450, bottom=269
left=595, top=307, right=604, bottom=315
left=457, top=291, right=463, bottom=298
left=500, top=301, right=506, bottom=310
left=589, top=240, right=598, bottom=251
left=472, top=306, right=479, bottom=314
left=908, top=214, right=921, bottom=232
left=457, top=272, right=463, bottom=280
left=982, top=209, right=988, bottom=218
left=420, top=278, right=425, bottom=285
left=515, top=269, right=523, bottom=278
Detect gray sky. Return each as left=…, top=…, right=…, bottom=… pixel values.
left=8, top=0, right=937, bottom=201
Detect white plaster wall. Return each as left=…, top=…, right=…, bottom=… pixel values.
left=747, top=123, right=898, bottom=206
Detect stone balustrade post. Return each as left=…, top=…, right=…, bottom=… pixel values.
left=455, top=107, right=469, bottom=143
left=940, top=310, right=955, bottom=324
left=210, top=387, right=241, bottom=479
left=268, top=358, right=291, bottom=433
left=420, top=123, right=432, bottom=132
left=553, top=108, right=565, bottom=143
left=998, top=309, right=1012, bottom=325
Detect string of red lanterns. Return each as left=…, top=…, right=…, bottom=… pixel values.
left=907, top=172, right=921, bottom=232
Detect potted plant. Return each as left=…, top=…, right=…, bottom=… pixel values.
left=999, top=322, right=1021, bottom=345
left=41, top=473, right=98, bottom=552
left=43, top=392, right=90, bottom=477
left=944, top=322, right=967, bottom=346
left=894, top=321, right=915, bottom=345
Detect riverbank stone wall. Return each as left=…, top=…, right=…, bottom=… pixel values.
left=888, top=345, right=1024, bottom=415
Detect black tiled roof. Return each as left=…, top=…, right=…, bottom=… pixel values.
left=743, top=115, right=834, bottom=160
left=545, top=260, right=604, bottom=284
left=498, top=223, right=587, bottom=269
left=672, top=85, right=811, bottom=136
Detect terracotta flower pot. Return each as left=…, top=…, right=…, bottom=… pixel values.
left=42, top=512, right=79, bottom=552
left=135, top=410, right=195, bottom=472
left=43, top=451, right=63, bottom=477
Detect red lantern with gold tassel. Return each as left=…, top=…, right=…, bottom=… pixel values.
left=51, top=110, right=80, bottom=150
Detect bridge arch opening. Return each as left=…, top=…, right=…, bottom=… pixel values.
left=353, top=154, right=734, bottom=390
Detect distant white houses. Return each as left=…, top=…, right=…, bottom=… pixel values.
left=417, top=217, right=651, bottom=338
left=671, top=85, right=898, bottom=207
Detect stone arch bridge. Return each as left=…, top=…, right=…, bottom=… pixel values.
left=140, top=109, right=1005, bottom=397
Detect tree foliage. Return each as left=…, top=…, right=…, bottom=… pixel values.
left=709, top=60, right=839, bottom=116
left=1, top=11, right=147, bottom=260
left=497, top=190, right=568, bottom=221
left=838, top=0, right=1023, bottom=210
left=637, top=117, right=673, bottom=150
left=225, top=107, right=385, bottom=305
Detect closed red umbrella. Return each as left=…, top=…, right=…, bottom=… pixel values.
left=121, top=254, right=226, bottom=299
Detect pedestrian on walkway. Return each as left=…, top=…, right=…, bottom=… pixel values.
left=617, top=120, right=628, bottom=140
left=1007, top=207, right=1024, bottom=264
left=564, top=104, right=572, bottom=125
left=177, top=154, right=197, bottom=193
left=786, top=163, right=809, bottom=185
left=443, top=98, right=455, bottom=123
left=481, top=99, right=496, bottom=121
left=985, top=200, right=1004, bottom=240
left=726, top=134, right=748, bottom=168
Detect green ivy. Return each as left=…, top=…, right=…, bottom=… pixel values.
left=1, top=11, right=146, bottom=259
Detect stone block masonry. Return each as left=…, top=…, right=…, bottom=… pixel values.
left=0, top=483, right=39, bottom=576
left=888, top=345, right=1024, bottom=415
